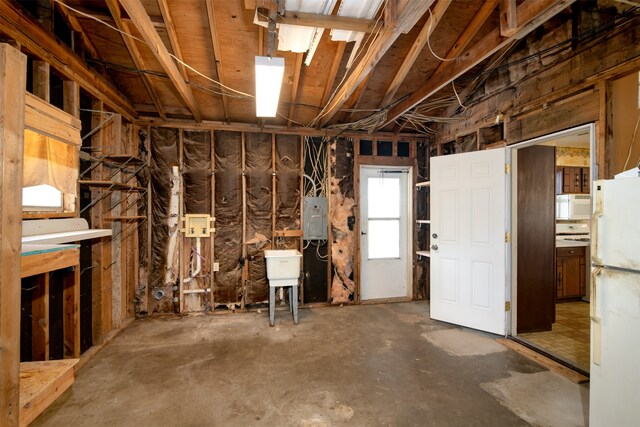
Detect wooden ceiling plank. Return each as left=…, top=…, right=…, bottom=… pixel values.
left=500, top=0, right=518, bottom=37
left=66, top=6, right=166, bottom=28
left=344, top=73, right=373, bottom=123
left=54, top=1, right=102, bottom=60
left=0, top=1, right=136, bottom=119
left=204, top=0, right=230, bottom=123
left=156, top=0, right=189, bottom=80
left=378, top=0, right=453, bottom=109
left=119, top=0, right=202, bottom=122
left=287, top=52, right=304, bottom=128
left=321, top=41, right=346, bottom=108
left=317, top=0, right=435, bottom=127
left=105, top=0, right=166, bottom=120
left=378, top=0, right=575, bottom=130
left=256, top=9, right=380, bottom=33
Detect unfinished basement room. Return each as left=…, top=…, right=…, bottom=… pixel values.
left=1, top=0, right=640, bottom=425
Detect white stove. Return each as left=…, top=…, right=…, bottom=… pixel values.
left=556, top=222, right=590, bottom=242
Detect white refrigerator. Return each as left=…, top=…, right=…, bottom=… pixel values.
left=590, top=176, right=640, bottom=426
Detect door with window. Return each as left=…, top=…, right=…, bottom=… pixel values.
left=360, top=166, right=411, bottom=300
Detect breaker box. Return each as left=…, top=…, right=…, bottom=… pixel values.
left=303, top=197, right=327, bottom=240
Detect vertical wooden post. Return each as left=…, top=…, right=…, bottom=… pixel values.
left=146, top=125, right=152, bottom=314
left=178, top=129, right=184, bottom=313
left=596, top=81, right=612, bottom=180
left=0, top=43, right=26, bottom=427
left=210, top=130, right=216, bottom=309
left=241, top=132, right=247, bottom=309
left=353, top=138, right=361, bottom=304
left=31, top=274, right=50, bottom=361
left=63, top=81, right=80, bottom=118
left=63, top=267, right=81, bottom=358
left=271, top=133, right=276, bottom=246
left=298, top=135, right=304, bottom=304
left=32, top=60, right=50, bottom=102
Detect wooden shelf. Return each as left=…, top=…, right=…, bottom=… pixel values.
left=79, top=180, right=146, bottom=191
left=416, top=220, right=430, bottom=224
left=416, top=250, right=431, bottom=258
left=20, top=359, right=78, bottom=426
left=103, top=154, right=145, bottom=164
left=103, top=216, right=146, bottom=221
left=416, top=181, right=431, bottom=187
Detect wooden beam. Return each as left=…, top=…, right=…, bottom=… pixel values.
left=500, top=0, right=518, bottom=37
left=63, top=80, right=80, bottom=118
left=317, top=0, right=434, bottom=127
left=287, top=53, right=304, bottom=127
left=321, top=41, right=346, bottom=108
left=378, top=0, right=575, bottom=130
left=256, top=9, right=380, bottom=33
left=32, top=60, right=50, bottom=102
left=65, top=5, right=166, bottom=28
left=119, top=0, right=202, bottom=122
left=106, top=0, right=166, bottom=120
left=379, top=0, right=453, bottom=109
left=0, top=43, right=26, bottom=427
left=25, top=92, right=82, bottom=146
left=344, top=73, right=373, bottom=123
left=204, top=0, right=230, bottom=122
left=156, top=0, right=189, bottom=80
left=0, top=1, right=137, bottom=120
left=54, top=0, right=102, bottom=60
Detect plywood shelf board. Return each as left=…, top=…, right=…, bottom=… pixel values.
left=20, top=359, right=78, bottom=426
left=416, top=181, right=431, bottom=187
left=21, top=247, right=79, bottom=278
left=103, top=154, right=145, bottom=164
left=21, top=244, right=79, bottom=256
left=79, top=180, right=146, bottom=191
left=103, top=216, right=146, bottom=220
left=21, top=229, right=112, bottom=245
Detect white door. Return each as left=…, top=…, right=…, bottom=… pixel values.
left=360, top=166, right=411, bottom=300
left=430, top=148, right=507, bottom=335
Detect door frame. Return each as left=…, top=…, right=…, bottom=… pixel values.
left=357, top=164, right=413, bottom=303
left=506, top=123, right=596, bottom=336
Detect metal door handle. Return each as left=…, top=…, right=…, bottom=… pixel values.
left=431, top=244, right=438, bottom=251
left=432, top=233, right=438, bottom=239
left=361, top=231, right=367, bottom=235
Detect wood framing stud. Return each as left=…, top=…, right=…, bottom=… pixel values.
left=256, top=9, right=380, bottom=33
left=287, top=53, right=304, bottom=128
left=119, top=0, right=202, bottom=122
left=500, top=0, right=518, bottom=37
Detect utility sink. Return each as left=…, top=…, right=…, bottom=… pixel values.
left=264, top=249, right=302, bottom=287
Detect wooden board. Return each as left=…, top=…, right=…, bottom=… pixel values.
left=21, top=248, right=79, bottom=279
left=24, top=92, right=81, bottom=146
left=496, top=338, right=589, bottom=384
left=19, top=359, right=78, bottom=426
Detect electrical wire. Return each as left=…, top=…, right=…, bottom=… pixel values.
left=622, top=112, right=640, bottom=170
left=425, top=7, right=457, bottom=62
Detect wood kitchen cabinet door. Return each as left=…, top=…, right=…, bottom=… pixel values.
left=556, top=167, right=590, bottom=194
left=556, top=247, right=586, bottom=299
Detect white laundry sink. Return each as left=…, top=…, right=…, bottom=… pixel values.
left=264, top=249, right=302, bottom=287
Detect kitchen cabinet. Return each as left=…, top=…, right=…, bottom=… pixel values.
left=556, top=166, right=590, bottom=194
left=556, top=246, right=586, bottom=299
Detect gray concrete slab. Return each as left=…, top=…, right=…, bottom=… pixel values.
left=33, top=302, right=589, bottom=426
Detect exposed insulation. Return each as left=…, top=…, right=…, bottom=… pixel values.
left=149, top=128, right=179, bottom=313
left=275, top=134, right=301, bottom=235
left=245, top=133, right=272, bottom=304
left=329, top=138, right=355, bottom=303
left=182, top=131, right=213, bottom=311
left=213, top=131, right=243, bottom=306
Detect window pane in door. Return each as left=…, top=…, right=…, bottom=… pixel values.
left=368, top=177, right=399, bottom=218
left=368, top=219, right=400, bottom=258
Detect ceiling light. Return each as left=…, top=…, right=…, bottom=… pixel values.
left=255, top=56, right=285, bottom=117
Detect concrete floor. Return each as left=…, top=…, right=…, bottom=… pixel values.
left=34, top=302, right=589, bottom=426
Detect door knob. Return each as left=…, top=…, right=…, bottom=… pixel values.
left=432, top=233, right=438, bottom=239
left=431, top=244, right=438, bottom=251
left=361, top=231, right=367, bottom=235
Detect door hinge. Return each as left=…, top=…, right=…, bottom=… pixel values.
left=505, top=232, right=511, bottom=243
left=505, top=163, right=511, bottom=174
left=505, top=301, right=511, bottom=312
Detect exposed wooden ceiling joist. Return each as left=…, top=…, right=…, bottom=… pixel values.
left=0, top=0, right=137, bottom=119
left=119, top=0, right=202, bottom=122
left=378, top=0, right=453, bottom=109
left=54, top=0, right=102, bottom=60
left=204, top=0, right=230, bottom=123
left=321, top=41, right=347, bottom=108
left=66, top=6, right=166, bottom=28
left=156, top=0, right=189, bottom=80
left=378, top=0, right=575, bottom=130
left=500, top=0, right=518, bottom=37
left=105, top=0, right=166, bottom=120
left=317, top=0, right=434, bottom=127
left=287, top=52, right=304, bottom=127
left=256, top=9, right=380, bottom=33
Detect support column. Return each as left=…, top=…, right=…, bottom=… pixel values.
left=0, top=43, right=27, bottom=427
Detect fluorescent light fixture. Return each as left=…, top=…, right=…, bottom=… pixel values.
left=255, top=56, right=285, bottom=117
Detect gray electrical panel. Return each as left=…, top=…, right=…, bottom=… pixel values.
left=303, top=197, right=328, bottom=240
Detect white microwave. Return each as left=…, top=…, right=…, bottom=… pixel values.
left=556, top=194, right=591, bottom=220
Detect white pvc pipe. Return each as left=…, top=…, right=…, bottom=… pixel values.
left=183, top=237, right=201, bottom=283
left=165, top=166, right=180, bottom=285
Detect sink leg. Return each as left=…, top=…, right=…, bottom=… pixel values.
left=269, top=286, right=275, bottom=327
left=292, top=285, right=299, bottom=325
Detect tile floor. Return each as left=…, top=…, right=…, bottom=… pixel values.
left=519, top=301, right=590, bottom=372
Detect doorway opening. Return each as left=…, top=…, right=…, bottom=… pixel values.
left=359, top=165, right=412, bottom=301
left=509, top=124, right=595, bottom=375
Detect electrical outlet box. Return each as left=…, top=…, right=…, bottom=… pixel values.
left=213, top=262, right=220, bottom=272
left=182, top=214, right=214, bottom=237
left=303, top=197, right=327, bottom=240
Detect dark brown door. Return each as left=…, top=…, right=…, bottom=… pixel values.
left=517, top=145, right=556, bottom=333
